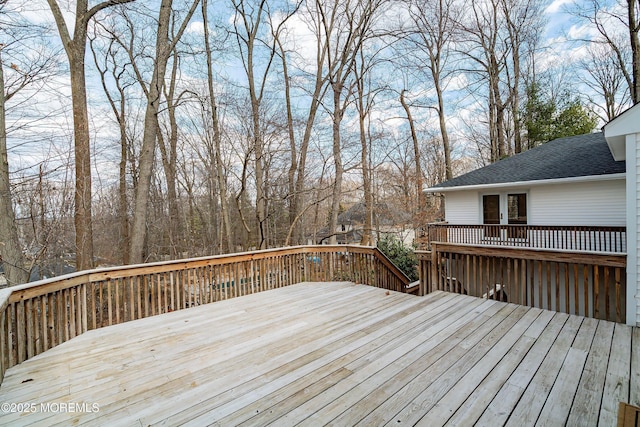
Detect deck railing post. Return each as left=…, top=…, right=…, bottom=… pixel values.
left=430, top=244, right=439, bottom=293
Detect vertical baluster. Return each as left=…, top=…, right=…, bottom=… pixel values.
left=170, top=272, right=176, bottom=310
left=157, top=273, right=163, bottom=314
left=572, top=264, right=579, bottom=316
left=68, top=288, right=76, bottom=339
left=534, top=261, right=541, bottom=309
left=594, top=265, right=600, bottom=319
left=1, top=307, right=7, bottom=378
left=583, top=265, right=589, bottom=317
left=128, top=276, right=134, bottom=321
left=604, top=266, right=610, bottom=321
left=26, top=299, right=34, bottom=359
left=91, top=282, right=98, bottom=331
left=115, top=278, right=120, bottom=325
left=47, top=293, right=55, bottom=348
left=8, top=304, right=16, bottom=368
left=615, top=267, right=622, bottom=323
left=553, top=262, right=559, bottom=313
left=149, top=273, right=155, bottom=315
left=564, top=264, right=570, bottom=315
left=208, top=264, right=215, bottom=302
left=81, top=283, right=87, bottom=334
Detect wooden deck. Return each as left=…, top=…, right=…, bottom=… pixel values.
left=0, top=281, right=638, bottom=426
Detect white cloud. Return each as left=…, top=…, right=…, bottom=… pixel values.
left=186, top=21, right=205, bottom=35
left=545, top=0, right=572, bottom=14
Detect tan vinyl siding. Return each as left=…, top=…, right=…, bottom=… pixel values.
left=529, top=179, right=625, bottom=226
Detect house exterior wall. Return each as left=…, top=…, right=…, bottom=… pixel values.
left=444, top=191, right=480, bottom=223
left=629, top=133, right=640, bottom=326
left=443, top=179, right=625, bottom=226
left=529, top=180, right=625, bottom=226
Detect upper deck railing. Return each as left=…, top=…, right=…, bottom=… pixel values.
left=417, top=223, right=626, bottom=253
left=0, top=245, right=412, bottom=383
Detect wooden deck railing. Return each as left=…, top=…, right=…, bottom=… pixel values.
left=418, top=223, right=626, bottom=253
left=417, top=243, right=626, bottom=323
left=0, top=245, right=410, bottom=383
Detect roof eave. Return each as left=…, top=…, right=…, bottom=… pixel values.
left=425, top=172, right=626, bottom=193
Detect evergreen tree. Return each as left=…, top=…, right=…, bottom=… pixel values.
left=523, top=83, right=598, bottom=149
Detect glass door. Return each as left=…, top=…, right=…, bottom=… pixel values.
left=482, top=194, right=500, bottom=238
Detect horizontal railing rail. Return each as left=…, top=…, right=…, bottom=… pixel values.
left=0, top=245, right=410, bottom=383
left=417, top=243, right=626, bottom=323
left=418, top=223, right=626, bottom=253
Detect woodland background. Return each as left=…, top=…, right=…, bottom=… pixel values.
left=0, top=0, right=635, bottom=285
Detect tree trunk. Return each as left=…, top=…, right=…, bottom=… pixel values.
left=202, top=0, right=232, bottom=252
left=69, top=51, right=94, bottom=271
left=400, top=89, right=425, bottom=228
left=118, top=114, right=129, bottom=264
left=0, top=52, right=29, bottom=285
left=435, top=83, right=453, bottom=180
left=47, top=0, right=135, bottom=269
left=158, top=54, right=183, bottom=258
left=130, top=0, right=176, bottom=264
left=359, top=109, right=372, bottom=246
left=328, top=82, right=344, bottom=245
left=279, top=38, right=298, bottom=238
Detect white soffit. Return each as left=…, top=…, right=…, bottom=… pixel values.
left=604, top=104, right=640, bottom=161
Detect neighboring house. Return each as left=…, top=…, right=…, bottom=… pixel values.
left=314, top=202, right=414, bottom=246
left=424, top=108, right=640, bottom=325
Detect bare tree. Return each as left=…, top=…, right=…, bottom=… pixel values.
left=580, top=42, right=631, bottom=121
left=572, top=0, right=640, bottom=104
left=501, top=0, right=543, bottom=154
left=89, top=28, right=135, bottom=264
left=46, top=0, right=134, bottom=270
left=399, top=89, right=427, bottom=226
left=202, top=0, right=233, bottom=252
left=312, top=0, right=385, bottom=244
left=457, top=0, right=508, bottom=162
left=458, top=0, right=544, bottom=161
left=157, top=47, right=190, bottom=259
left=279, top=3, right=333, bottom=245
left=230, top=0, right=301, bottom=249
left=0, top=49, right=29, bottom=285
left=353, top=45, right=386, bottom=246
left=1, top=1, right=60, bottom=284
left=128, top=0, right=200, bottom=264
left=405, top=0, right=458, bottom=178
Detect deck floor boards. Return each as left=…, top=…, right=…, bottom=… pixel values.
left=0, top=281, right=636, bottom=426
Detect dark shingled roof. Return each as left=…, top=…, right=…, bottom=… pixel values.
left=432, top=132, right=625, bottom=189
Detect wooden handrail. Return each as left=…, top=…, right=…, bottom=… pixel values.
left=429, top=243, right=626, bottom=267
left=419, top=223, right=626, bottom=253
left=0, top=245, right=410, bottom=383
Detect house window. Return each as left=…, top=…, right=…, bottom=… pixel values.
left=507, top=193, right=527, bottom=239
left=507, top=193, right=527, bottom=224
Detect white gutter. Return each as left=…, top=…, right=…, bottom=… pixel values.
left=426, top=172, right=626, bottom=193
